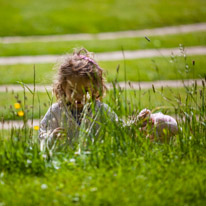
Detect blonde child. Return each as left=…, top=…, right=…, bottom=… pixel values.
left=39, top=48, right=178, bottom=150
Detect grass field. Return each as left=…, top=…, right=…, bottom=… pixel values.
left=0, top=80, right=205, bottom=205
left=0, top=84, right=203, bottom=121
left=0, top=0, right=205, bottom=36
left=1, top=62, right=206, bottom=205
left=0, top=160, right=206, bottom=205
left=0, top=55, right=205, bottom=84
left=0, top=0, right=206, bottom=205
left=0, top=31, right=206, bottom=56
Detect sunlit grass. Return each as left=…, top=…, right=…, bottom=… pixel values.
left=0, top=79, right=205, bottom=206
left=0, top=164, right=206, bottom=206
left=0, top=0, right=205, bottom=36
left=0, top=0, right=206, bottom=200
left=0, top=31, right=206, bottom=56
left=0, top=84, right=203, bottom=121
left=0, top=45, right=205, bottom=204
left=0, top=55, right=205, bottom=85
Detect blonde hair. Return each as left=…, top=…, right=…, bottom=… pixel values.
left=53, top=48, right=106, bottom=101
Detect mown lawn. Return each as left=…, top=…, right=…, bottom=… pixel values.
left=0, top=55, right=205, bottom=84
left=0, top=0, right=205, bottom=36
left=0, top=32, right=205, bottom=56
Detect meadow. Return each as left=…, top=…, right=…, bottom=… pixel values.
left=0, top=0, right=206, bottom=205
left=1, top=59, right=206, bottom=204
left=0, top=85, right=201, bottom=121
left=0, top=54, right=206, bottom=206
left=0, top=76, right=206, bottom=205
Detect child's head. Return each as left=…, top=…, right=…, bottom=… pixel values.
left=53, top=48, right=105, bottom=109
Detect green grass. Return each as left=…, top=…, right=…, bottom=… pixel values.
left=0, top=0, right=205, bottom=36
left=0, top=163, right=206, bottom=205
left=0, top=85, right=203, bottom=121
left=0, top=32, right=206, bottom=56
left=102, top=55, right=206, bottom=82
left=0, top=55, right=205, bottom=85
left=0, top=0, right=206, bottom=203
left=0, top=81, right=205, bottom=206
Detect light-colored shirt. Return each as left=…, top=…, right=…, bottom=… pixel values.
left=39, top=100, right=119, bottom=151
left=39, top=101, right=178, bottom=151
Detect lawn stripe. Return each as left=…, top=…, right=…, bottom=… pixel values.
left=0, top=46, right=206, bottom=65
left=0, top=79, right=202, bottom=92
left=0, top=23, right=206, bottom=44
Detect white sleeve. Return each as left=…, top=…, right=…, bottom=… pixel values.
left=39, top=103, right=60, bottom=150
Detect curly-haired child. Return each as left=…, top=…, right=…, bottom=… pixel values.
left=39, top=48, right=178, bottom=150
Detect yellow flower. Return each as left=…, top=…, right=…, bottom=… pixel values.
left=14, top=103, right=21, bottom=109
left=34, top=125, right=39, bottom=131
left=17, top=111, right=24, bottom=117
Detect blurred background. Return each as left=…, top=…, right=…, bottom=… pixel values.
left=0, top=0, right=206, bottom=120
left=0, top=0, right=206, bottom=36
left=0, top=0, right=205, bottom=82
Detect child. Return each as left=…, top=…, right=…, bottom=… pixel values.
left=39, top=48, right=178, bottom=150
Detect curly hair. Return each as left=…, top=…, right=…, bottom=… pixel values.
left=53, top=48, right=106, bottom=101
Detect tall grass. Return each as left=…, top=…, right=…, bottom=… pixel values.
left=0, top=54, right=206, bottom=205
left=0, top=77, right=205, bottom=169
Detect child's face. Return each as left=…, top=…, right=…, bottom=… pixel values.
left=64, top=76, right=94, bottom=110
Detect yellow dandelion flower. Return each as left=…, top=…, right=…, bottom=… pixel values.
left=34, top=125, right=39, bottom=131
left=14, top=103, right=21, bottom=109
left=17, top=111, right=24, bottom=117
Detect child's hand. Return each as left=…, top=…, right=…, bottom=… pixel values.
left=52, top=127, right=66, bottom=139
left=137, top=109, right=152, bottom=127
